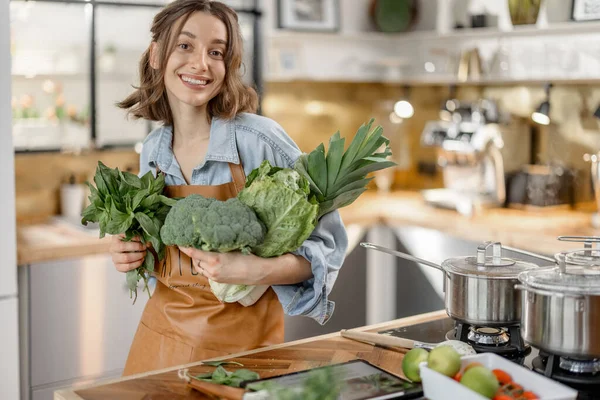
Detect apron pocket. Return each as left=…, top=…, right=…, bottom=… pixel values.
left=123, top=320, right=194, bottom=376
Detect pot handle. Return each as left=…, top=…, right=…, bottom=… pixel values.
left=514, top=284, right=585, bottom=299
left=477, top=241, right=502, bottom=265
left=501, top=245, right=555, bottom=264
left=360, top=242, right=444, bottom=272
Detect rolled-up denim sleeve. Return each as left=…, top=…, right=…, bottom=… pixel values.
left=272, top=210, right=348, bottom=325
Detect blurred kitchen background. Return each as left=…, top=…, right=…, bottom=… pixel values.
left=3, top=0, right=600, bottom=399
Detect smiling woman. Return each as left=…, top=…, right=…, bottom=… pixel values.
left=112, top=0, right=348, bottom=378
left=117, top=0, right=257, bottom=124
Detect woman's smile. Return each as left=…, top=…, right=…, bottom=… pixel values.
left=178, top=73, right=213, bottom=90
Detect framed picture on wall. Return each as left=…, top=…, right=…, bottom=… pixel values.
left=278, top=0, right=340, bottom=32
left=572, top=0, right=600, bottom=21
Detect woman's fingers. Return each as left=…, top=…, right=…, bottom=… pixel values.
left=115, top=259, right=144, bottom=273
left=112, top=251, right=146, bottom=265
left=110, top=235, right=147, bottom=253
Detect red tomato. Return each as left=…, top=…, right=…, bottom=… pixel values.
left=453, top=372, right=462, bottom=382
left=493, top=395, right=515, bottom=400
left=492, top=369, right=513, bottom=385
left=522, top=391, right=539, bottom=399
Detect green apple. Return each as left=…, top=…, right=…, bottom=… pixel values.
left=427, top=345, right=461, bottom=377
left=460, top=365, right=500, bottom=399
left=402, top=348, right=429, bottom=382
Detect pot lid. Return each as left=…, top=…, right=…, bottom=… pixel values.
left=518, top=249, right=600, bottom=294
left=442, top=241, right=538, bottom=278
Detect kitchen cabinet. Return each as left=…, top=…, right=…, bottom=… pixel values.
left=18, top=254, right=148, bottom=400
left=10, top=0, right=262, bottom=152
left=10, top=1, right=91, bottom=152
left=95, top=6, right=157, bottom=148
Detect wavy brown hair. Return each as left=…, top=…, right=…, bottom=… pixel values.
left=118, top=0, right=258, bottom=124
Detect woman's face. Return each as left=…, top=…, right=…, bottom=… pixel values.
left=162, top=12, right=227, bottom=111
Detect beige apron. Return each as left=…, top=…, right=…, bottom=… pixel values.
left=122, top=162, right=284, bottom=376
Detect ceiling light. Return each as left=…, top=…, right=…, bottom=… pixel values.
left=393, top=100, right=414, bottom=119
left=393, top=85, right=414, bottom=119
left=531, top=83, right=552, bottom=125
left=531, top=102, right=550, bottom=125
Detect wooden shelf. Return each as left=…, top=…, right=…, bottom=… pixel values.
left=266, top=20, right=600, bottom=85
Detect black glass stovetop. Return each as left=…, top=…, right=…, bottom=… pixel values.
left=379, top=317, right=600, bottom=400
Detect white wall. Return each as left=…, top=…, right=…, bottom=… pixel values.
left=0, top=0, right=17, bottom=297
left=1, top=0, right=21, bottom=398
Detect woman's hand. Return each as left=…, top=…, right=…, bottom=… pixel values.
left=109, top=234, right=148, bottom=273
left=178, top=247, right=261, bottom=284
left=178, top=247, right=313, bottom=285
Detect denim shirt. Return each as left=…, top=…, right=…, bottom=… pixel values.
left=139, top=113, right=348, bottom=325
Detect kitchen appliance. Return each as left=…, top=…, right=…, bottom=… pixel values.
left=361, top=241, right=542, bottom=326
left=506, top=164, right=575, bottom=209
left=420, top=101, right=507, bottom=215
left=532, top=351, right=600, bottom=398
left=444, top=321, right=530, bottom=362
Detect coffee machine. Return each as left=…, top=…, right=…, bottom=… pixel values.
left=420, top=100, right=506, bottom=216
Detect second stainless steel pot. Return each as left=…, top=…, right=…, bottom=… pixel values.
left=361, top=241, right=541, bottom=327
left=516, top=243, right=600, bottom=358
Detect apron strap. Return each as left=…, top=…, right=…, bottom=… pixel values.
left=228, top=162, right=246, bottom=194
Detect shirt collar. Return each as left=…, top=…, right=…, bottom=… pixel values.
left=204, top=117, right=240, bottom=164
left=148, top=117, right=240, bottom=173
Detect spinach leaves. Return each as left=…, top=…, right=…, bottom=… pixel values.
left=192, top=365, right=260, bottom=388
left=81, top=161, right=176, bottom=303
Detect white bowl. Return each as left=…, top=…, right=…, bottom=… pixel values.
left=420, top=353, right=578, bottom=400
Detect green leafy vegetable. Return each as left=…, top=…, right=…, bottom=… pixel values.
left=81, top=161, right=176, bottom=303
left=294, top=118, right=396, bottom=218
left=246, top=366, right=342, bottom=399
left=238, top=160, right=318, bottom=258
left=201, top=361, right=244, bottom=367
left=191, top=365, right=260, bottom=388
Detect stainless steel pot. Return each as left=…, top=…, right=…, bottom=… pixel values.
left=361, top=241, right=541, bottom=327
left=516, top=236, right=600, bottom=358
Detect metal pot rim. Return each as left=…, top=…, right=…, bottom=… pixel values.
left=517, top=269, right=600, bottom=296
left=442, top=258, right=536, bottom=279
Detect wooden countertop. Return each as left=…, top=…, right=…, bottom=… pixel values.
left=19, top=191, right=599, bottom=265
left=17, top=218, right=110, bottom=265
left=339, top=191, right=599, bottom=255
left=54, top=309, right=447, bottom=400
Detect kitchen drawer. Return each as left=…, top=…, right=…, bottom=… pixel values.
left=26, top=254, right=148, bottom=387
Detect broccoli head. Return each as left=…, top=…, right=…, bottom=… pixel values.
left=160, top=194, right=265, bottom=254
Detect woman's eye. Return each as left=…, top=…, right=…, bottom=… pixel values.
left=178, top=43, right=190, bottom=50
left=210, top=50, right=224, bottom=57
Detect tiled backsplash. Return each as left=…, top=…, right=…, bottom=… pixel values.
left=262, top=81, right=598, bottom=204
left=14, top=81, right=599, bottom=222
left=15, top=150, right=139, bottom=223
